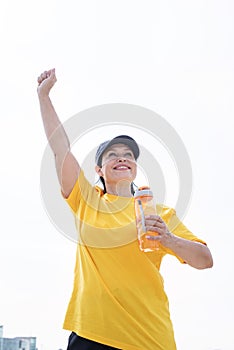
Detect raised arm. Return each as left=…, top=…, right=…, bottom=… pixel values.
left=37, top=69, right=80, bottom=197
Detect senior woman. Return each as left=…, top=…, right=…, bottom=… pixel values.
left=37, top=69, right=213, bottom=350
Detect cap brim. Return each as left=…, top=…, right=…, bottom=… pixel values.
left=96, top=135, right=140, bottom=166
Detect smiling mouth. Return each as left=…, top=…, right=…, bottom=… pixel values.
left=113, top=165, right=131, bottom=170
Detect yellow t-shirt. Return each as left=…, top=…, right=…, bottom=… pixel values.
left=63, top=170, right=206, bottom=350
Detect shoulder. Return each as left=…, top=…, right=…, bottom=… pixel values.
left=156, top=204, right=175, bottom=218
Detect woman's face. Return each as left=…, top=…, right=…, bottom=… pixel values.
left=96, top=143, right=137, bottom=185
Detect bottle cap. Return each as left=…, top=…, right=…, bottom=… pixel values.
left=134, top=187, right=153, bottom=198
left=138, top=186, right=150, bottom=190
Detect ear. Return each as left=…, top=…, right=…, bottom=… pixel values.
left=95, top=165, right=103, bottom=177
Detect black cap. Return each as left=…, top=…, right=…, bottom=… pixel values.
left=95, top=135, right=140, bottom=166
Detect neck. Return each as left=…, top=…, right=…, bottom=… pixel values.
left=105, top=181, right=133, bottom=197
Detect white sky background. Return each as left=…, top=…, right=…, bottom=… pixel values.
left=0, top=1, right=234, bottom=349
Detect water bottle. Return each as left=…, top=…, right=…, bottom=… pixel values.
left=134, top=186, right=159, bottom=252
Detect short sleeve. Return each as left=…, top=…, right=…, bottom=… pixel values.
left=61, top=170, right=96, bottom=213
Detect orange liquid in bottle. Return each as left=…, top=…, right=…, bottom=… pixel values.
left=134, top=187, right=159, bottom=252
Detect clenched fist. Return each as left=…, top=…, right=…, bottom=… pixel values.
left=37, top=68, right=57, bottom=97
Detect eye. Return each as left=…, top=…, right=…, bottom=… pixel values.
left=107, top=152, right=117, bottom=157
left=125, top=152, right=134, bottom=158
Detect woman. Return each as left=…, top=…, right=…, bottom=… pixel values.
left=37, top=69, right=213, bottom=350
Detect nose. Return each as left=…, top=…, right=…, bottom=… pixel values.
left=117, top=157, right=126, bottom=162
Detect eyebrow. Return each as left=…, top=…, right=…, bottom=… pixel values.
left=106, top=146, right=133, bottom=152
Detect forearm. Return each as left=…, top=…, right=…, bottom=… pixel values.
left=38, top=94, right=70, bottom=156
left=162, top=233, right=213, bottom=269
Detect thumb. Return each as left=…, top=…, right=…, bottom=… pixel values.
left=46, top=68, right=56, bottom=80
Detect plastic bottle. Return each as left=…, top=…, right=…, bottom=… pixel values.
left=134, top=186, right=159, bottom=252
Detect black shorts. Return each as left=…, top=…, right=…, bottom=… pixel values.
left=67, top=332, right=121, bottom=350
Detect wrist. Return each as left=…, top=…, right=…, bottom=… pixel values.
left=37, top=91, right=51, bottom=101
left=161, top=231, right=176, bottom=248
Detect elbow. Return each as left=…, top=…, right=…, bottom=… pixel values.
left=199, top=259, right=213, bottom=270
left=188, top=244, right=214, bottom=270
left=205, top=254, right=214, bottom=269
left=198, top=249, right=214, bottom=270
left=204, top=246, right=213, bottom=269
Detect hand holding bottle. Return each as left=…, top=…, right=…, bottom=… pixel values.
left=144, top=214, right=173, bottom=248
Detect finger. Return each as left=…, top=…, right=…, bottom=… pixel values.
left=145, top=215, right=158, bottom=220
left=47, top=68, right=55, bottom=76
left=154, top=227, right=165, bottom=235
left=48, top=68, right=57, bottom=82
left=41, top=71, right=48, bottom=79
left=45, top=69, right=52, bottom=78
left=145, top=235, right=160, bottom=241
left=145, top=220, right=165, bottom=229
left=38, top=72, right=46, bottom=83
left=52, top=68, right=57, bottom=81
left=145, top=225, right=160, bottom=233
left=154, top=222, right=165, bottom=229
left=37, top=75, right=46, bottom=85
left=145, top=224, right=166, bottom=235
left=145, top=215, right=162, bottom=220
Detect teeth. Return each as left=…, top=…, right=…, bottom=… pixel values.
left=115, top=166, right=129, bottom=169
